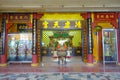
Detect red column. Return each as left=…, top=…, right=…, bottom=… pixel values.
left=0, top=18, right=8, bottom=67
left=87, top=54, right=93, bottom=63
left=98, top=30, right=103, bottom=61
left=31, top=54, right=39, bottom=66
left=31, top=14, right=38, bottom=67
left=118, top=13, right=120, bottom=65
left=0, top=55, right=7, bottom=66
left=87, top=12, right=93, bottom=65
left=31, top=13, right=43, bottom=67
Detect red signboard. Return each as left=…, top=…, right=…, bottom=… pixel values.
left=94, top=13, right=117, bottom=22
left=8, top=13, right=30, bottom=22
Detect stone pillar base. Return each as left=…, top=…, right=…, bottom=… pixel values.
left=31, top=63, right=39, bottom=67
left=0, top=55, right=7, bottom=67
left=118, top=63, right=120, bottom=66
left=31, top=54, right=39, bottom=67
left=87, top=54, right=93, bottom=63
left=87, top=63, right=94, bottom=67
left=32, top=54, right=38, bottom=63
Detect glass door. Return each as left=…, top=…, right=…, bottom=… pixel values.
left=8, top=33, right=32, bottom=63
left=102, top=29, right=118, bottom=64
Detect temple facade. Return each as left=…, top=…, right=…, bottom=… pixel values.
left=0, top=12, right=120, bottom=66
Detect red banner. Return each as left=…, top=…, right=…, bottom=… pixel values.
left=94, top=13, right=117, bottom=22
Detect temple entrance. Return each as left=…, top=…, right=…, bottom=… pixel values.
left=41, top=29, right=83, bottom=64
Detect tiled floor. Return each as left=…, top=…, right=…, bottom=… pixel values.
left=0, top=56, right=120, bottom=73
left=0, top=56, right=120, bottom=80
left=0, top=72, right=120, bottom=80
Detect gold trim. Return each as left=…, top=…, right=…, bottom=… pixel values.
left=87, top=63, right=94, bottom=67
left=93, top=60, right=98, bottom=64
left=31, top=63, right=39, bottom=67
left=0, top=63, right=7, bottom=67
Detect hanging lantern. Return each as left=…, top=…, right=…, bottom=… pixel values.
left=94, top=26, right=102, bottom=32
left=94, top=26, right=102, bottom=35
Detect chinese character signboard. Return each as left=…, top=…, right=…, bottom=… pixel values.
left=94, top=13, right=117, bottom=22
left=8, top=13, right=30, bottom=22
left=40, top=20, right=82, bottom=29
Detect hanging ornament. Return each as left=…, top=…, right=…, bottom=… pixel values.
left=94, top=26, right=102, bottom=35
